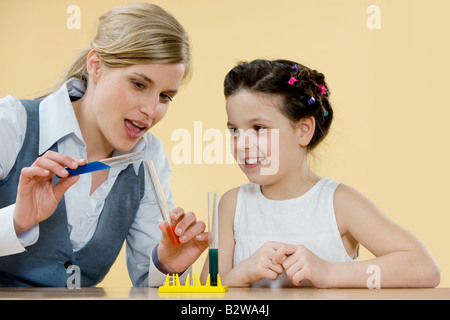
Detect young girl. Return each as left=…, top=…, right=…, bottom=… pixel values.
left=207, top=59, right=440, bottom=288
left=0, top=3, right=208, bottom=287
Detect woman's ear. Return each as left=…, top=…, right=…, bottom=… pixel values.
left=296, top=116, right=316, bottom=148
left=86, top=50, right=103, bottom=82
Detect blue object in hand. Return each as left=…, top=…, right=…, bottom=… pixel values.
left=65, top=151, right=144, bottom=177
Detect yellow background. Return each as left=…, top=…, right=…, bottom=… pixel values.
left=1, top=0, right=449, bottom=287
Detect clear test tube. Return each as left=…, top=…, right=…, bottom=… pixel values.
left=144, top=160, right=181, bottom=247
left=207, top=192, right=219, bottom=286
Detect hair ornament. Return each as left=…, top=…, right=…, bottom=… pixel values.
left=291, top=64, right=299, bottom=71
left=318, top=84, right=327, bottom=95
left=307, top=97, right=316, bottom=105
left=288, top=77, right=299, bottom=85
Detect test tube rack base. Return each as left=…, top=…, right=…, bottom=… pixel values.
left=158, top=273, right=228, bottom=293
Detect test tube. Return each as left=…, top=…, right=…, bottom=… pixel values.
left=144, top=160, right=181, bottom=247
left=207, top=192, right=219, bottom=286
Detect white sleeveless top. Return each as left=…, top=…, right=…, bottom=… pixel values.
left=233, top=177, right=358, bottom=287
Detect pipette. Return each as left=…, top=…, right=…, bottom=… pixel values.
left=143, top=160, right=181, bottom=247
left=66, top=151, right=144, bottom=176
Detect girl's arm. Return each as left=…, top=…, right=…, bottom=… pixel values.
left=273, top=183, right=440, bottom=288
left=329, top=183, right=440, bottom=287
left=215, top=188, right=240, bottom=284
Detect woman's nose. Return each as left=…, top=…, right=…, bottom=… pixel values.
left=140, top=96, right=158, bottom=118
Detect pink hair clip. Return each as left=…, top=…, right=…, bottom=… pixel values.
left=288, top=77, right=298, bottom=85
left=318, top=84, right=327, bottom=95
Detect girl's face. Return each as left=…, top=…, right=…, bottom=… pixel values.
left=226, top=89, right=305, bottom=186
left=89, top=60, right=185, bottom=152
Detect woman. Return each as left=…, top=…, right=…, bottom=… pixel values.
left=0, top=3, right=208, bottom=287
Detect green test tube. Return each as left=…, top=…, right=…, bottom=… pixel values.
left=207, top=192, right=219, bottom=286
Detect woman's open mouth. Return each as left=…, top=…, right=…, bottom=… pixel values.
left=124, top=119, right=148, bottom=139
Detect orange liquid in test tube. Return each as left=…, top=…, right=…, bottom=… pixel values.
left=166, top=225, right=181, bottom=247
left=144, top=160, right=181, bottom=247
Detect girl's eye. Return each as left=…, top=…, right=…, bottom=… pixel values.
left=228, top=128, right=240, bottom=135
left=253, top=125, right=266, bottom=132
left=160, top=93, right=173, bottom=103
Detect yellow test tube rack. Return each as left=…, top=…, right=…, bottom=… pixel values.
left=158, top=273, right=228, bottom=293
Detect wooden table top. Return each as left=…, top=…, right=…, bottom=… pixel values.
left=0, top=286, right=449, bottom=300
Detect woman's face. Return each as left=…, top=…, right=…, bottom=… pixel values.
left=90, top=62, right=185, bottom=152
left=226, top=89, right=304, bottom=186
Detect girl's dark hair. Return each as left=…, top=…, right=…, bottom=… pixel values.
left=224, top=59, right=333, bottom=150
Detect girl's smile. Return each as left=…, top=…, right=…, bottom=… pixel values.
left=226, top=89, right=320, bottom=199
left=226, top=90, right=292, bottom=183
left=244, top=156, right=266, bottom=168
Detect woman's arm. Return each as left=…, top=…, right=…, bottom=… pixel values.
left=0, top=96, right=30, bottom=256
left=13, top=150, right=84, bottom=234
left=129, top=139, right=208, bottom=286
left=0, top=95, right=27, bottom=181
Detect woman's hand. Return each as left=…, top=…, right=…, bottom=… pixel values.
left=13, top=150, right=86, bottom=234
left=272, top=244, right=332, bottom=288
left=156, top=207, right=209, bottom=274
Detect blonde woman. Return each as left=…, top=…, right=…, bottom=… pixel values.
left=0, top=3, right=208, bottom=287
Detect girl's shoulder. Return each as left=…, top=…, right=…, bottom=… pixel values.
left=333, top=182, right=382, bottom=236
left=216, top=187, right=240, bottom=238
left=219, top=182, right=257, bottom=211
left=333, top=183, right=374, bottom=214
left=219, top=186, right=240, bottom=210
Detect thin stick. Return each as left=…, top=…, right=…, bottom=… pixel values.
left=149, top=160, right=171, bottom=219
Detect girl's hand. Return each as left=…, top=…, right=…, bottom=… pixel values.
left=233, top=241, right=285, bottom=286
left=13, top=151, right=86, bottom=234
left=156, top=207, right=209, bottom=274
left=272, top=244, right=332, bottom=288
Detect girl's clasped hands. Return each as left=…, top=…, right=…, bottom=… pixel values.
left=237, top=241, right=330, bottom=288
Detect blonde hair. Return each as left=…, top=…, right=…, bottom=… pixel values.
left=42, top=3, right=190, bottom=96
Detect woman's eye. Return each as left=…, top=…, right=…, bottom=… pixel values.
left=133, top=81, right=146, bottom=89
left=160, top=93, right=173, bottom=103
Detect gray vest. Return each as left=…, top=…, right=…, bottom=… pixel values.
left=0, top=99, right=145, bottom=286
